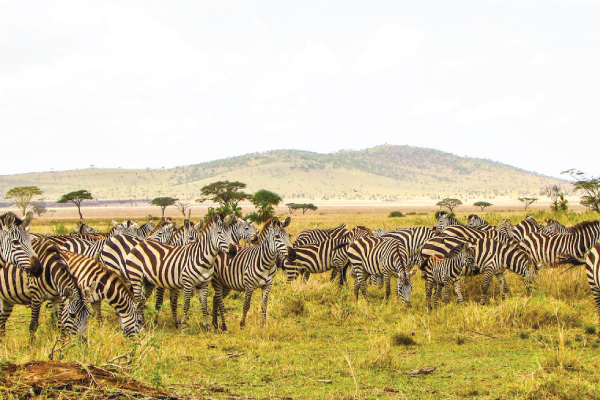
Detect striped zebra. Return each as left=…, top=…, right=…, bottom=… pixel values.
left=442, top=224, right=514, bottom=243
left=73, top=221, right=100, bottom=235
left=433, top=212, right=461, bottom=231
left=585, top=243, right=600, bottom=339
left=0, top=211, right=42, bottom=277
left=424, top=242, right=475, bottom=312
left=62, top=251, right=140, bottom=337
left=512, top=216, right=543, bottom=242
left=136, top=220, right=156, bottom=238
left=0, top=238, right=90, bottom=338
left=543, top=219, right=570, bottom=234
left=126, top=212, right=236, bottom=330
left=497, top=219, right=516, bottom=241
left=294, top=224, right=349, bottom=246
left=466, top=214, right=492, bottom=230
left=211, top=217, right=295, bottom=331
left=520, top=220, right=600, bottom=266
left=348, top=236, right=416, bottom=303
left=285, top=238, right=349, bottom=284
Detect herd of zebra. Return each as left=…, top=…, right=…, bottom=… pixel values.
left=1, top=210, right=599, bottom=341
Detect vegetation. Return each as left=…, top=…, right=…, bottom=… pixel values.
left=4, top=186, right=43, bottom=216
left=518, top=197, right=538, bottom=210
left=57, top=189, right=93, bottom=219
left=174, top=201, right=192, bottom=218
left=544, top=185, right=569, bottom=212
left=563, top=169, right=600, bottom=212
left=473, top=201, right=493, bottom=211
left=196, top=181, right=250, bottom=217
left=247, top=189, right=283, bottom=223
left=288, top=203, right=319, bottom=214
left=150, top=197, right=178, bottom=217
left=436, top=198, right=462, bottom=212
left=388, top=211, right=405, bottom=218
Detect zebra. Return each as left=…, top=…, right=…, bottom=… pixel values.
left=520, top=220, right=600, bottom=267
left=211, top=217, right=296, bottom=331
left=433, top=212, right=461, bottom=231
left=347, top=236, right=416, bottom=303
left=543, top=219, right=570, bottom=234
left=585, top=243, right=600, bottom=339
left=125, top=212, right=237, bottom=330
left=136, top=220, right=156, bottom=238
left=497, top=219, right=516, bottom=241
left=73, top=221, right=100, bottom=235
left=62, top=251, right=140, bottom=337
left=0, top=211, right=42, bottom=277
left=285, top=238, right=349, bottom=284
left=442, top=224, right=514, bottom=243
left=294, top=224, right=349, bottom=246
left=512, top=216, right=543, bottom=242
left=424, top=242, right=475, bottom=312
left=0, top=238, right=90, bottom=338
left=466, top=214, right=493, bottom=230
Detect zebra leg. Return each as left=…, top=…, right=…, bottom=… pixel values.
left=91, top=301, right=102, bottom=325
left=302, top=270, right=311, bottom=283
left=29, top=298, right=43, bottom=339
left=339, top=262, right=350, bottom=286
left=425, top=279, right=434, bottom=313
left=181, top=286, right=194, bottom=330
left=591, top=286, right=600, bottom=339
left=260, top=285, right=272, bottom=326
left=212, top=285, right=231, bottom=332
left=454, top=280, right=465, bottom=305
left=330, top=268, right=338, bottom=284
left=384, top=275, right=391, bottom=300
left=169, top=290, right=180, bottom=329
left=433, top=283, right=442, bottom=309
left=442, top=282, right=450, bottom=305
left=479, top=268, right=495, bottom=305
left=196, top=282, right=211, bottom=332
left=154, top=287, right=166, bottom=314
left=0, top=300, right=14, bottom=336
left=497, top=273, right=510, bottom=300
left=240, top=288, right=255, bottom=328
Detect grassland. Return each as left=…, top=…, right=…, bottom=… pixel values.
left=1, top=209, right=599, bottom=399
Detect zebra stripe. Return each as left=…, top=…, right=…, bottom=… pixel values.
left=294, top=224, right=349, bottom=246
left=287, top=239, right=349, bottom=284
left=512, top=216, right=542, bottom=242
left=585, top=243, right=600, bottom=339
left=424, top=242, right=475, bottom=311
left=62, top=251, right=140, bottom=337
left=466, top=214, right=493, bottom=230
left=126, top=212, right=236, bottom=330
left=433, top=212, right=461, bottom=232
left=0, top=238, right=90, bottom=338
left=0, top=211, right=42, bottom=277
left=442, top=225, right=514, bottom=243
left=211, top=217, right=295, bottom=331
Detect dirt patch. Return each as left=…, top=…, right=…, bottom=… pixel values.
left=0, top=360, right=177, bottom=399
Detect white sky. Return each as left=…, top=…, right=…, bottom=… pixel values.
left=1, top=0, right=599, bottom=179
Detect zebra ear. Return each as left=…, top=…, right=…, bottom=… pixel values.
left=282, top=217, right=292, bottom=228
left=2, top=212, right=16, bottom=230
left=22, top=211, right=34, bottom=229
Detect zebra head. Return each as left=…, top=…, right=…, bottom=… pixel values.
left=266, top=217, right=296, bottom=262
left=74, top=221, right=100, bottom=235
left=466, top=214, right=486, bottom=228
left=214, top=213, right=237, bottom=257
left=60, top=284, right=92, bottom=336
left=230, top=215, right=259, bottom=244
left=496, top=219, right=516, bottom=241
left=433, top=213, right=452, bottom=232
left=0, top=211, right=42, bottom=277
left=395, top=266, right=417, bottom=305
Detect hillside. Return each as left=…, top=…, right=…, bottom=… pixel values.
left=0, top=145, right=565, bottom=202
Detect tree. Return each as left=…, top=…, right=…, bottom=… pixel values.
left=285, top=203, right=297, bottom=214
left=543, top=185, right=568, bottom=212
left=518, top=197, right=538, bottom=211
left=291, top=203, right=318, bottom=214
left=5, top=186, right=43, bottom=216
left=562, top=169, right=600, bottom=212
left=473, top=201, right=493, bottom=212
left=248, top=189, right=283, bottom=223
left=196, top=181, right=250, bottom=217
left=30, top=202, right=48, bottom=217
left=436, top=198, right=463, bottom=212
left=150, top=197, right=178, bottom=218
left=174, top=201, right=192, bottom=218
left=57, top=190, right=94, bottom=219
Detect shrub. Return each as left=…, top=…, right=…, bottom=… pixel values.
left=388, top=211, right=404, bottom=218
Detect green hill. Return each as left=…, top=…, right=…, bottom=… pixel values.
left=0, top=145, right=565, bottom=202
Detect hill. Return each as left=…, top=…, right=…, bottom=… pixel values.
left=0, top=145, right=565, bottom=202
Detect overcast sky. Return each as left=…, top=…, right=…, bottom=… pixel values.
left=1, top=0, right=598, bottom=179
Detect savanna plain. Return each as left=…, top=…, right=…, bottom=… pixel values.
left=1, top=205, right=599, bottom=400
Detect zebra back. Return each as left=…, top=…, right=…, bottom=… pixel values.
left=294, top=224, right=349, bottom=246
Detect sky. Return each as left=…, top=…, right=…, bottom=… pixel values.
left=1, top=0, right=599, bottom=179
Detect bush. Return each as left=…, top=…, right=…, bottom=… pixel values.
left=388, top=211, right=404, bottom=218
left=52, top=223, right=70, bottom=235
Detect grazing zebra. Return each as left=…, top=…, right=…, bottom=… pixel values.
left=424, top=242, right=475, bottom=312
left=126, top=213, right=236, bottom=330
left=433, top=212, right=461, bottom=231
left=382, top=226, right=437, bottom=266
left=0, top=238, right=90, bottom=338
left=348, top=236, right=416, bottom=303
left=520, top=221, right=600, bottom=266
left=286, top=238, right=349, bottom=284
left=62, top=251, right=140, bottom=337
left=211, top=217, right=295, bottom=331
left=585, top=243, right=600, bottom=339
left=294, top=224, right=349, bottom=246
left=0, top=211, right=42, bottom=277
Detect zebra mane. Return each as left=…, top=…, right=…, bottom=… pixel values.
left=197, top=212, right=227, bottom=236
left=257, top=217, right=279, bottom=240
left=147, top=219, right=172, bottom=236
left=568, top=220, right=600, bottom=233
left=0, top=211, right=23, bottom=228
left=447, top=242, right=468, bottom=258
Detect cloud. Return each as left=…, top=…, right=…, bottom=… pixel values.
left=453, top=93, right=545, bottom=125
left=355, top=23, right=424, bottom=73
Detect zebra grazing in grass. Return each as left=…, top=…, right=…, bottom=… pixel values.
left=0, top=211, right=42, bottom=278
left=286, top=239, right=349, bottom=284
left=585, top=244, right=600, bottom=339
left=433, top=212, right=461, bottom=232
left=348, top=236, right=416, bottom=303
left=211, top=217, right=296, bottom=331
left=466, top=214, right=493, bottom=230
left=424, top=242, right=475, bottom=312
left=126, top=213, right=236, bottom=330
left=520, top=220, right=600, bottom=267
left=0, top=238, right=90, bottom=338
left=294, top=224, right=349, bottom=246
left=62, top=251, right=140, bottom=337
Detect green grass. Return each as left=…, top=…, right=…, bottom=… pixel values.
left=2, top=211, right=599, bottom=399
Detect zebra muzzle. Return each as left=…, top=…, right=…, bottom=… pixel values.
left=227, top=244, right=238, bottom=257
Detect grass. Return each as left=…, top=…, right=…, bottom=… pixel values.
left=2, top=210, right=600, bottom=399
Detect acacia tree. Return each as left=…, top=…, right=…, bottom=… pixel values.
left=291, top=203, right=318, bottom=214
left=196, top=180, right=250, bottom=217
left=30, top=202, right=48, bottom=217
left=285, top=203, right=297, bottom=214
left=248, top=189, right=282, bottom=223
left=57, top=190, right=93, bottom=219
left=543, top=185, right=568, bottom=212
left=518, top=197, right=538, bottom=211
left=562, top=169, right=600, bottom=212
left=473, top=201, right=492, bottom=212
left=150, top=197, right=178, bottom=218
left=5, top=186, right=44, bottom=216
left=436, top=198, right=463, bottom=212
left=174, top=201, right=192, bottom=218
